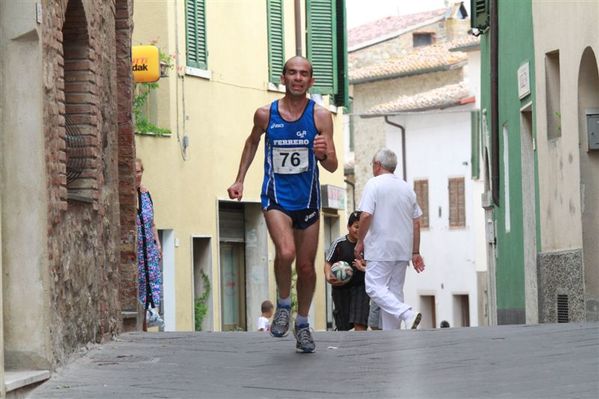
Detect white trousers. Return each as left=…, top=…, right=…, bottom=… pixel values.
left=365, top=260, right=411, bottom=330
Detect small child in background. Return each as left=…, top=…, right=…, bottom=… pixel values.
left=324, top=211, right=369, bottom=331
left=257, top=300, right=274, bottom=332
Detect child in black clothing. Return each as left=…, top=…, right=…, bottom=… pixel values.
left=324, top=211, right=370, bottom=331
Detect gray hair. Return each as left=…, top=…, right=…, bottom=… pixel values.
left=373, top=148, right=397, bottom=172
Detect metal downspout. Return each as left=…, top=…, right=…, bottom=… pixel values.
left=490, top=0, right=499, bottom=205
left=294, top=0, right=302, bottom=55
left=344, top=179, right=356, bottom=211
left=384, top=116, right=407, bottom=181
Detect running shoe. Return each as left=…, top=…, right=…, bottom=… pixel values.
left=294, top=323, right=316, bottom=353
left=270, top=305, right=291, bottom=337
left=405, top=311, right=422, bottom=329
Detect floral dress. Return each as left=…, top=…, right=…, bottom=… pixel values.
left=137, top=189, right=162, bottom=309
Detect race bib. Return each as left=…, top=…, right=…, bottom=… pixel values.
left=273, top=147, right=309, bottom=174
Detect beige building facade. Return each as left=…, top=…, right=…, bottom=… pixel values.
left=133, top=0, right=348, bottom=332
left=532, top=0, right=599, bottom=321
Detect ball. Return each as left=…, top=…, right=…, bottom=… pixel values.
left=330, top=261, right=353, bottom=284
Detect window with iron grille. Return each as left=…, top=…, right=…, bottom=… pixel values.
left=414, top=179, right=429, bottom=228
left=449, top=177, right=466, bottom=228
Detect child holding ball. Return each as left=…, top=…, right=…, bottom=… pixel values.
left=324, top=211, right=369, bottom=331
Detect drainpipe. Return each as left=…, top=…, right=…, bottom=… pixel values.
left=294, top=0, right=302, bottom=56
left=384, top=116, right=407, bottom=181
left=344, top=179, right=356, bottom=211
left=490, top=0, right=499, bottom=205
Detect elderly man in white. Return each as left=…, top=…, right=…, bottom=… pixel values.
left=355, top=148, right=425, bottom=330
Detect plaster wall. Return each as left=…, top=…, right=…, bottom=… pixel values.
left=351, top=68, right=463, bottom=200
left=388, top=110, right=483, bottom=327
left=134, top=0, right=346, bottom=331
left=532, top=0, right=598, bottom=251
left=532, top=0, right=599, bottom=321
left=1, top=0, right=51, bottom=369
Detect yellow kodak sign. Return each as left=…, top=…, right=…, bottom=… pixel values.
left=132, top=45, right=160, bottom=83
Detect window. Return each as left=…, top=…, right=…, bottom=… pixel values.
left=545, top=50, right=561, bottom=139
left=448, top=177, right=465, bottom=228
left=471, top=0, right=489, bottom=31
left=63, top=0, right=98, bottom=202
left=414, top=179, right=429, bottom=228
left=267, top=0, right=285, bottom=84
left=306, top=0, right=348, bottom=107
left=185, top=0, right=207, bottom=70
left=412, top=32, right=434, bottom=48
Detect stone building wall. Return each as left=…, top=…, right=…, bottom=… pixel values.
left=115, top=0, right=139, bottom=331
left=350, top=21, right=447, bottom=69
left=41, top=0, right=135, bottom=365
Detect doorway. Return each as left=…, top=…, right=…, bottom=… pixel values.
left=520, top=107, right=538, bottom=323
left=158, top=229, right=175, bottom=331
left=419, top=295, right=436, bottom=328
left=220, top=243, right=246, bottom=331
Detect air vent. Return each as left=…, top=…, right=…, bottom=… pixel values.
left=557, top=294, right=569, bottom=323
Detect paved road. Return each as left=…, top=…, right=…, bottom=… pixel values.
left=30, top=323, right=599, bottom=399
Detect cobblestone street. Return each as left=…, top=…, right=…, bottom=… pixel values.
left=30, top=322, right=599, bottom=399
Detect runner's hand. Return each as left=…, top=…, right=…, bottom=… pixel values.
left=313, top=134, right=327, bottom=160
left=227, top=182, right=244, bottom=200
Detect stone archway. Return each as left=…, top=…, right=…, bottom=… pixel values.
left=577, top=46, right=599, bottom=321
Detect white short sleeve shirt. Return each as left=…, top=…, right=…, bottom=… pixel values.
left=358, top=173, right=422, bottom=261
left=257, top=316, right=270, bottom=332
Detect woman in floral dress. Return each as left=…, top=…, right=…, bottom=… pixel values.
left=136, top=158, right=162, bottom=330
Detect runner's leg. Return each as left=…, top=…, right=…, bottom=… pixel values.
left=293, top=219, right=319, bottom=318
left=264, top=209, right=295, bottom=299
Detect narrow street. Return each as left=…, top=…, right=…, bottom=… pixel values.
left=30, top=322, right=598, bottom=399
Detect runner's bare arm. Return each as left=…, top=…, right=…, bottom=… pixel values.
left=227, top=106, right=269, bottom=200
left=313, top=105, right=338, bottom=173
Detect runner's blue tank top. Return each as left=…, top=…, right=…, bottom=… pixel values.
left=261, top=99, right=320, bottom=211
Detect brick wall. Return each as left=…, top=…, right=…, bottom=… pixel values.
left=115, top=0, right=140, bottom=331
left=42, top=0, right=136, bottom=365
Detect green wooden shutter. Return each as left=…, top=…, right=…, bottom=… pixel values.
left=267, top=0, right=285, bottom=84
left=333, top=0, right=348, bottom=107
left=185, top=0, right=207, bottom=70
left=471, top=0, right=489, bottom=31
left=306, top=0, right=337, bottom=95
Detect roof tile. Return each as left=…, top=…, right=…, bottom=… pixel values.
left=365, top=82, right=472, bottom=114
left=348, top=8, right=448, bottom=49
left=349, top=42, right=467, bottom=83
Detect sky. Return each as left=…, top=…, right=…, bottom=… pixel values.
left=346, top=0, right=472, bottom=28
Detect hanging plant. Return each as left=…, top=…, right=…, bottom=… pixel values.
left=133, top=47, right=175, bottom=136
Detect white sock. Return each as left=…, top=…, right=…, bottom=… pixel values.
left=401, top=309, right=414, bottom=322
left=295, top=315, right=309, bottom=326
left=278, top=297, right=291, bottom=307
